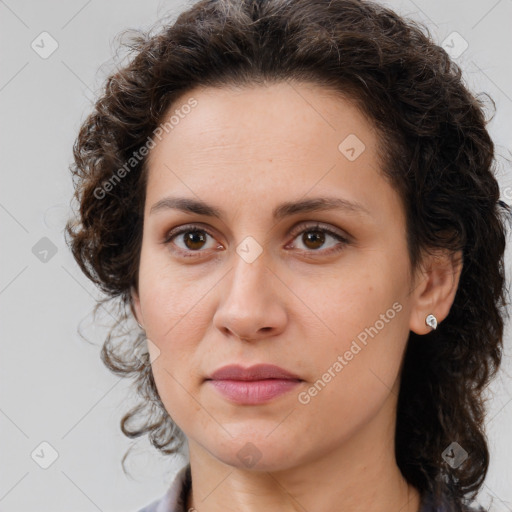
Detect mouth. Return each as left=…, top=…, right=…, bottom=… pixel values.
left=205, top=364, right=303, bottom=404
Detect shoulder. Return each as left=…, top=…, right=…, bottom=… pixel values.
left=136, top=464, right=191, bottom=512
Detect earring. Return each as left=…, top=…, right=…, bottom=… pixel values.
left=425, top=314, right=437, bottom=330
left=137, top=321, right=144, bottom=330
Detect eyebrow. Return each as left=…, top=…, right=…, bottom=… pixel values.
left=149, top=195, right=371, bottom=220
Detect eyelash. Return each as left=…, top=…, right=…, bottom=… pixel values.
left=162, top=222, right=350, bottom=259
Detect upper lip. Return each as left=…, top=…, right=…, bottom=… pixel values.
left=207, top=364, right=302, bottom=381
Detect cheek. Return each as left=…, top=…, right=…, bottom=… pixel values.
left=137, top=250, right=221, bottom=389
left=141, top=285, right=211, bottom=431
left=293, top=300, right=408, bottom=445
left=292, top=262, right=403, bottom=346
left=137, top=247, right=213, bottom=341
left=291, top=264, right=409, bottom=396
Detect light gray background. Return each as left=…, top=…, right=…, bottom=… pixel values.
left=1, top=0, right=511, bottom=511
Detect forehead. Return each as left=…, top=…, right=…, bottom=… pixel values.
left=143, top=81, right=397, bottom=225
left=148, top=81, right=375, bottom=159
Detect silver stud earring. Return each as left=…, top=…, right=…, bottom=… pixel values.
left=425, top=314, right=437, bottom=330
left=137, top=321, right=144, bottom=330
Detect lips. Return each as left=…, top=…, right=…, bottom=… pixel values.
left=205, top=364, right=303, bottom=404
left=207, top=363, right=302, bottom=381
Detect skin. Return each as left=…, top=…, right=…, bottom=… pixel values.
left=131, top=81, right=463, bottom=512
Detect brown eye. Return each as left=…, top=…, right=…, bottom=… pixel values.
left=182, top=230, right=208, bottom=251
left=301, top=230, right=326, bottom=250
left=163, top=225, right=221, bottom=257
left=287, top=223, right=350, bottom=256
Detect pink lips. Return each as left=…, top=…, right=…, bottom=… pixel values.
left=206, top=364, right=302, bottom=404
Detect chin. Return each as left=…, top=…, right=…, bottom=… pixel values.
left=211, top=435, right=304, bottom=472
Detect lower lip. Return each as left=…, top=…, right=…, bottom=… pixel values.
left=207, top=379, right=301, bottom=404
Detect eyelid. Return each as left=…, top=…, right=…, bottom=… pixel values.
left=162, top=222, right=219, bottom=244
left=287, top=221, right=350, bottom=242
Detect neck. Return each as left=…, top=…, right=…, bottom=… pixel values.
left=184, top=389, right=422, bottom=512
left=185, top=450, right=421, bottom=512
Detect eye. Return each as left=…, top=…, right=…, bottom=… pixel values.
left=286, top=223, right=350, bottom=256
left=162, top=224, right=222, bottom=258
left=162, top=222, right=350, bottom=258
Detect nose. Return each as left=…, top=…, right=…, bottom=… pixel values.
left=212, top=250, right=288, bottom=343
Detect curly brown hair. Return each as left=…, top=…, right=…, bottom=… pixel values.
left=65, top=0, right=511, bottom=510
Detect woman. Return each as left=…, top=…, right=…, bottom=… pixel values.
left=65, top=0, right=511, bottom=511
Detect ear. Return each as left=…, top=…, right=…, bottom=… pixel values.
left=409, top=249, right=463, bottom=335
left=130, top=285, right=144, bottom=328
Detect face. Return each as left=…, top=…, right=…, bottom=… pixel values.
left=131, top=81, right=434, bottom=471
